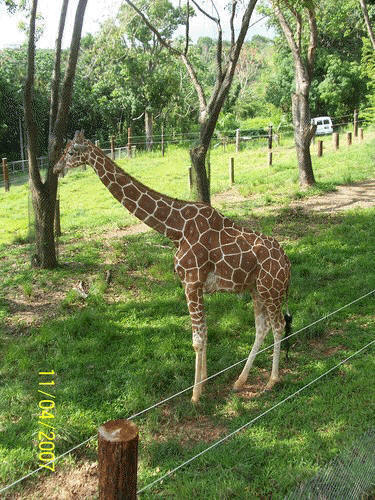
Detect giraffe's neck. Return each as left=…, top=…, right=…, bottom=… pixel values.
left=88, top=144, right=187, bottom=243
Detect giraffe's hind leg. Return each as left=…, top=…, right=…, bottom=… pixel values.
left=233, top=296, right=271, bottom=391
left=264, top=304, right=285, bottom=391
left=184, top=284, right=207, bottom=403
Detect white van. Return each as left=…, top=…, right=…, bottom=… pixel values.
left=311, top=116, right=333, bottom=135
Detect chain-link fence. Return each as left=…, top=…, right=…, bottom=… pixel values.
left=286, top=428, right=375, bottom=499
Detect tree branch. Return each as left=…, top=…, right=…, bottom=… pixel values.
left=230, top=0, right=238, bottom=47
left=306, top=7, right=317, bottom=78
left=124, top=0, right=180, bottom=56
left=24, top=0, right=43, bottom=192
left=49, top=0, right=69, bottom=137
left=190, top=0, right=218, bottom=22
left=359, top=0, right=375, bottom=50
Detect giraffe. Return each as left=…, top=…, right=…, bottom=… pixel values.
left=54, top=131, right=292, bottom=403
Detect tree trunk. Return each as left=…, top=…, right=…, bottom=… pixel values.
left=360, top=0, right=375, bottom=50
left=145, top=110, right=153, bottom=151
left=31, top=186, right=57, bottom=268
left=24, top=0, right=87, bottom=269
left=292, top=91, right=316, bottom=187
left=189, top=144, right=210, bottom=204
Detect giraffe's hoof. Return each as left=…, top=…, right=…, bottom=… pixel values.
left=232, top=380, right=245, bottom=392
left=264, top=377, right=280, bottom=391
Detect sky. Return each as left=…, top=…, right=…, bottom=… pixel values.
left=0, top=0, right=274, bottom=50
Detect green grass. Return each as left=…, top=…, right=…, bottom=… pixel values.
left=0, top=135, right=375, bottom=498
left=1, top=130, right=374, bottom=247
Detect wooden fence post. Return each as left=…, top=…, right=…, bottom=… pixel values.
left=127, top=128, right=132, bottom=158
left=161, top=125, right=165, bottom=157
left=354, top=109, right=358, bottom=138
left=235, top=129, right=240, bottom=153
left=98, top=419, right=138, bottom=500
left=347, top=132, right=352, bottom=146
left=229, top=157, right=234, bottom=185
left=268, top=125, right=273, bottom=166
left=317, top=140, right=323, bottom=157
left=54, top=199, right=61, bottom=237
left=188, top=166, right=193, bottom=192
left=110, top=136, right=115, bottom=160
left=95, top=140, right=100, bottom=147
left=359, top=128, right=364, bottom=141
left=2, top=158, right=9, bottom=192
left=333, top=132, right=339, bottom=151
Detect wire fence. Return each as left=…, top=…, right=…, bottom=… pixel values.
left=285, top=428, right=375, bottom=499
left=0, top=115, right=370, bottom=191
left=0, top=287, right=374, bottom=496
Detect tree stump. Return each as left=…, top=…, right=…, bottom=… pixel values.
left=98, top=419, right=138, bottom=500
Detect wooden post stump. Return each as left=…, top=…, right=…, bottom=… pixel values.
left=98, top=419, right=138, bottom=500
left=54, top=199, right=61, bottom=237
left=110, top=136, right=115, bottom=160
left=2, top=158, right=9, bottom=192
left=268, top=125, right=273, bottom=166
left=347, top=132, right=352, bottom=146
left=317, top=140, right=323, bottom=157
left=229, top=157, right=234, bottom=185
left=235, top=129, right=240, bottom=153
left=333, top=132, right=339, bottom=151
left=359, top=128, right=364, bottom=141
left=127, top=128, right=132, bottom=158
left=188, top=166, right=193, bottom=192
left=354, top=109, right=358, bottom=138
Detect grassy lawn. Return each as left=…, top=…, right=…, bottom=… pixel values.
left=0, top=133, right=374, bottom=498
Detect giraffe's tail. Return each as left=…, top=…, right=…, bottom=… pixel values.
left=283, top=311, right=293, bottom=362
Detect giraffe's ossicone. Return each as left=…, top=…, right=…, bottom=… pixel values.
left=55, top=131, right=292, bottom=403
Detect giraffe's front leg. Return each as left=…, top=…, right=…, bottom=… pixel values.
left=185, top=285, right=207, bottom=404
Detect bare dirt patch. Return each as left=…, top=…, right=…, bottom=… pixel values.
left=292, top=179, right=375, bottom=213
left=8, top=461, right=98, bottom=500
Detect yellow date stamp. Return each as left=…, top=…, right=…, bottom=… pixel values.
left=37, top=370, right=56, bottom=471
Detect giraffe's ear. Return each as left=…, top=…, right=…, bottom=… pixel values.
left=74, top=130, right=85, bottom=141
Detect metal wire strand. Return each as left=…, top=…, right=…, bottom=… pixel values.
left=137, top=338, right=375, bottom=495
left=0, top=288, right=374, bottom=495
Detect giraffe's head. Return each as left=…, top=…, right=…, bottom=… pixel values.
left=54, top=130, right=89, bottom=175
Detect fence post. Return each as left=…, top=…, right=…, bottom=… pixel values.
left=95, top=140, right=100, bottom=147
left=2, top=158, right=10, bottom=192
left=188, top=166, right=193, bottom=192
left=268, top=125, right=273, bottom=166
left=229, top=157, right=234, bottom=185
left=235, top=129, right=240, bottom=153
left=359, top=128, right=364, bottom=141
left=333, top=132, right=339, bottom=151
left=347, top=132, right=352, bottom=146
left=54, top=199, right=61, bottom=237
left=161, top=124, right=165, bottom=157
left=110, top=136, right=115, bottom=161
left=354, top=109, right=358, bottom=138
left=128, top=128, right=132, bottom=158
left=317, top=140, right=323, bottom=157
left=98, top=419, right=138, bottom=500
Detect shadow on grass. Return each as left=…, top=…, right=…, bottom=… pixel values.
left=1, top=207, right=375, bottom=496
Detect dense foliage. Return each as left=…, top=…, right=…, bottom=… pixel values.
left=1, top=0, right=375, bottom=160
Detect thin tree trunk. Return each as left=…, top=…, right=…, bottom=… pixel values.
left=360, top=0, right=375, bottom=50
left=145, top=110, right=153, bottom=151
left=24, top=0, right=88, bottom=269
left=292, top=90, right=316, bottom=187
left=189, top=144, right=210, bottom=203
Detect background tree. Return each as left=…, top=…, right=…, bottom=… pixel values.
left=125, top=0, right=259, bottom=204
left=269, top=0, right=318, bottom=187
left=24, top=0, right=88, bottom=268
left=360, top=0, right=375, bottom=49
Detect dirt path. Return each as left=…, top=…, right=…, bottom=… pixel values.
left=291, top=179, right=375, bottom=212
